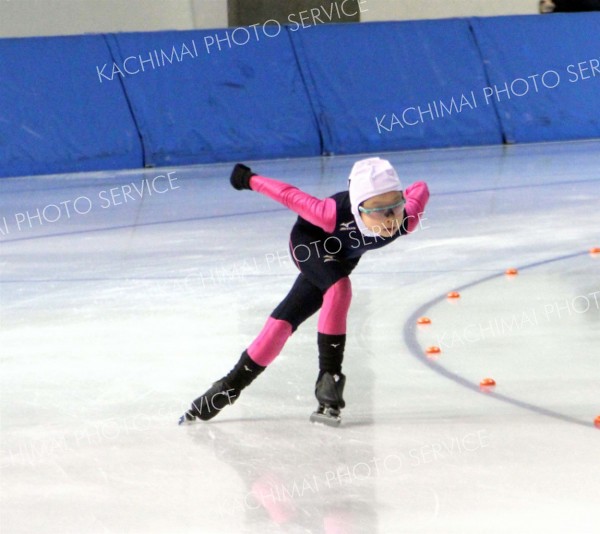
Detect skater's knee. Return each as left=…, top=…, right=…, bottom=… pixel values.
left=318, top=278, right=352, bottom=334
left=323, top=277, right=352, bottom=306
left=247, top=317, right=293, bottom=366
left=270, top=312, right=302, bottom=332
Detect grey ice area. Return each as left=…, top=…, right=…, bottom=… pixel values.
left=1, top=140, right=599, bottom=533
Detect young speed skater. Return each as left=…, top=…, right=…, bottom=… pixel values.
left=179, top=157, right=429, bottom=426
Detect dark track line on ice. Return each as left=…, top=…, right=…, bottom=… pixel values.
left=0, top=208, right=287, bottom=244
left=0, top=269, right=511, bottom=284
left=3, top=175, right=598, bottom=245
left=431, top=176, right=600, bottom=197
left=402, top=250, right=593, bottom=429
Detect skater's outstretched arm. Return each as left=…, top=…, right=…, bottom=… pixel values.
left=230, top=164, right=337, bottom=233
left=250, top=175, right=337, bottom=233
left=402, top=181, right=429, bottom=233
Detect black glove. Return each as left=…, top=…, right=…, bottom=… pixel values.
left=230, top=163, right=256, bottom=191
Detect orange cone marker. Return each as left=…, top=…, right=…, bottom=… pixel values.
left=417, top=317, right=432, bottom=325
left=479, top=377, right=496, bottom=392
left=594, top=416, right=600, bottom=429
left=505, top=268, right=518, bottom=276
left=425, top=346, right=441, bottom=355
left=590, top=247, right=600, bottom=257
left=447, top=291, right=460, bottom=299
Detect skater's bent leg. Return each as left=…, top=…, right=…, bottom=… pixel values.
left=317, top=277, right=352, bottom=335
left=180, top=275, right=324, bottom=424
left=272, top=274, right=324, bottom=332
left=216, top=276, right=321, bottom=395
left=247, top=317, right=292, bottom=366
left=305, top=277, right=352, bottom=422
left=316, top=277, right=351, bottom=377
left=246, top=274, right=324, bottom=367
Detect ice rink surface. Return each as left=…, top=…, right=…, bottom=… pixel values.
left=1, top=140, right=599, bottom=534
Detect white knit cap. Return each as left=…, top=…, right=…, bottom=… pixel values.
left=348, top=157, right=402, bottom=237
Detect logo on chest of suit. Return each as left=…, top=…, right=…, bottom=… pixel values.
left=323, top=255, right=340, bottom=263
left=339, top=221, right=355, bottom=232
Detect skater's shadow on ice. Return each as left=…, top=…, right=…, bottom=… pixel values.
left=186, top=415, right=377, bottom=428
left=335, top=418, right=375, bottom=428
left=196, top=416, right=289, bottom=425
left=185, top=415, right=380, bottom=531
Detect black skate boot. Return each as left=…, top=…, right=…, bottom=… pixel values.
left=310, top=371, right=346, bottom=427
left=179, top=379, right=239, bottom=424
left=310, top=333, right=346, bottom=426
left=179, top=351, right=265, bottom=424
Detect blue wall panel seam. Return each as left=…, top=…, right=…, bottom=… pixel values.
left=102, top=33, right=149, bottom=168
left=285, top=27, right=324, bottom=156
left=287, top=29, right=333, bottom=155
left=466, top=17, right=508, bottom=145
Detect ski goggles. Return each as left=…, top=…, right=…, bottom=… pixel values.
left=358, top=198, right=405, bottom=220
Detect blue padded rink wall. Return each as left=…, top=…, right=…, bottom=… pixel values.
left=1, top=13, right=600, bottom=534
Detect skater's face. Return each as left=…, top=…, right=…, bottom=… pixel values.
left=359, top=191, right=405, bottom=237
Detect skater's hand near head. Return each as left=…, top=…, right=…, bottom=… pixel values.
left=230, top=163, right=256, bottom=190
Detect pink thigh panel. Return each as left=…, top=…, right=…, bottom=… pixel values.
left=247, top=317, right=293, bottom=366
left=317, top=277, right=352, bottom=335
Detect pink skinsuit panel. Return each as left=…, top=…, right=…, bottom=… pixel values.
left=247, top=317, right=293, bottom=366
left=250, top=175, right=337, bottom=233
left=403, top=181, right=430, bottom=233
left=317, top=277, right=352, bottom=335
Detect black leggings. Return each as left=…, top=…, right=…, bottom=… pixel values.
left=246, top=245, right=358, bottom=366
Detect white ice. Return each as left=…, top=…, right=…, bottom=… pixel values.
left=1, top=140, right=599, bottom=534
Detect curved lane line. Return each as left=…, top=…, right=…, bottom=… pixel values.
left=402, top=250, right=594, bottom=428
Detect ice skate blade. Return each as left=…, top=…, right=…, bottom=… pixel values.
left=178, top=412, right=198, bottom=425
left=310, top=411, right=342, bottom=427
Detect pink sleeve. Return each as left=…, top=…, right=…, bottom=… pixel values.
left=249, top=175, right=337, bottom=233
left=403, top=181, right=430, bottom=233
